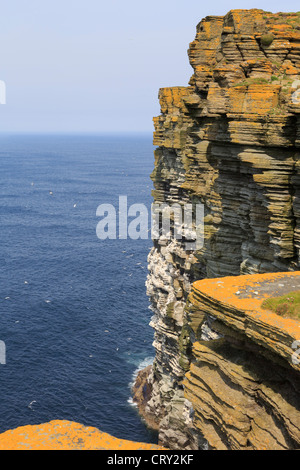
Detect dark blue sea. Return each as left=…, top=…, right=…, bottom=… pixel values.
left=0, top=133, right=157, bottom=443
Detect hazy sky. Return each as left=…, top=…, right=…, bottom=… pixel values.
left=0, top=0, right=299, bottom=133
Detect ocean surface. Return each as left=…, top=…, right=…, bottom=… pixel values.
left=0, top=133, right=157, bottom=443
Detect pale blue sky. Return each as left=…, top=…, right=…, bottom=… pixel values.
left=0, top=0, right=299, bottom=133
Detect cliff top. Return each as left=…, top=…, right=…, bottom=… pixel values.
left=157, top=10, right=300, bottom=125
left=191, top=271, right=300, bottom=370
left=190, top=9, right=300, bottom=111
left=0, top=420, right=165, bottom=450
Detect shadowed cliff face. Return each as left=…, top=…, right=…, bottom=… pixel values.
left=138, top=9, right=300, bottom=450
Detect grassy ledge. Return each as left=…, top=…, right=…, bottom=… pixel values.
left=261, top=291, right=300, bottom=320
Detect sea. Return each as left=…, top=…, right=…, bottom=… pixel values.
left=0, top=133, right=158, bottom=444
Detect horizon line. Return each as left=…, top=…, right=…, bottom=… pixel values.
left=0, top=130, right=154, bottom=136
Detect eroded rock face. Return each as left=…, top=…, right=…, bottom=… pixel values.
left=141, top=9, right=300, bottom=450
left=184, top=272, right=300, bottom=450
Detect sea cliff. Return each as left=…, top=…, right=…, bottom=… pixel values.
left=133, top=9, right=300, bottom=450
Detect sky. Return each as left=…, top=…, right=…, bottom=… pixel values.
left=0, top=0, right=299, bottom=134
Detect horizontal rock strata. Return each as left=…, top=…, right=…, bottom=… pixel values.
left=140, top=9, right=300, bottom=450
left=183, top=272, right=300, bottom=450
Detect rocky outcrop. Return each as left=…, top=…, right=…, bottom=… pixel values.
left=0, top=420, right=165, bottom=450
left=136, top=9, right=300, bottom=450
left=184, top=272, right=300, bottom=450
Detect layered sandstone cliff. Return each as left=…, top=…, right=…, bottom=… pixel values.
left=183, top=271, right=300, bottom=450
left=133, top=9, right=300, bottom=450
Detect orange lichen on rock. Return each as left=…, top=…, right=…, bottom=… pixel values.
left=192, top=271, right=300, bottom=312
left=0, top=420, right=166, bottom=451
left=228, top=84, right=280, bottom=115
left=191, top=271, right=300, bottom=370
left=181, top=271, right=300, bottom=449
left=158, top=87, right=192, bottom=115
left=153, top=87, right=194, bottom=150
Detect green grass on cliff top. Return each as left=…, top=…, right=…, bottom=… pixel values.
left=261, top=291, right=300, bottom=321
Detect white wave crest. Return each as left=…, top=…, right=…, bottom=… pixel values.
left=127, top=356, right=154, bottom=406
